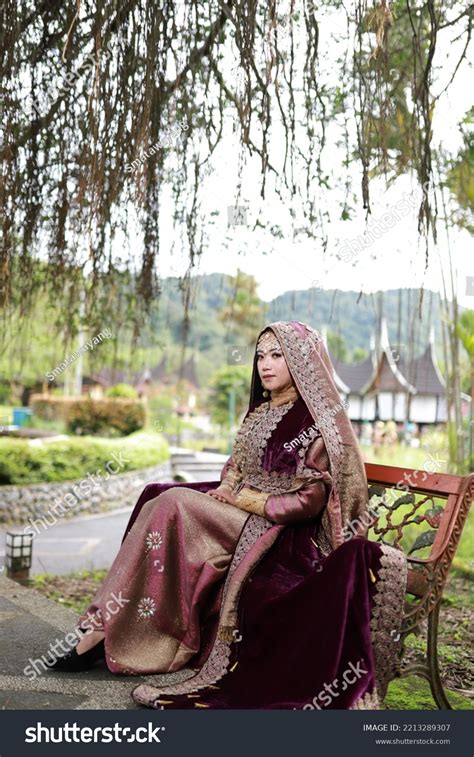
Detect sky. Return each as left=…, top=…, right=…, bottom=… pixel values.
left=127, top=2, right=473, bottom=309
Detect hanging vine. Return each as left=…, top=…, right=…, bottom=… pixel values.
left=0, top=0, right=472, bottom=352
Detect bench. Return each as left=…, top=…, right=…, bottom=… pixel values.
left=364, top=462, right=474, bottom=710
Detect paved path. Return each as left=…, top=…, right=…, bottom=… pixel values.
left=0, top=507, right=134, bottom=576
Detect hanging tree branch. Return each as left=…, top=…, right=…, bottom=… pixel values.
left=0, top=0, right=472, bottom=350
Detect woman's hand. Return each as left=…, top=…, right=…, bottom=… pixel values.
left=209, top=487, right=237, bottom=506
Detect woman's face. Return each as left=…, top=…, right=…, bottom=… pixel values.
left=256, top=339, right=293, bottom=393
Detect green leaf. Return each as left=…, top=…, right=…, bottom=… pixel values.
left=408, top=529, right=436, bottom=555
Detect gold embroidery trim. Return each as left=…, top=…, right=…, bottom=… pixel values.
left=269, top=384, right=299, bottom=407
left=232, top=400, right=304, bottom=494
left=234, top=486, right=269, bottom=516
left=219, top=465, right=243, bottom=494
left=369, top=543, right=408, bottom=701
left=349, top=686, right=380, bottom=710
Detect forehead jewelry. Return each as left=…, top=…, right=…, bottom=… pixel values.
left=256, top=331, right=281, bottom=354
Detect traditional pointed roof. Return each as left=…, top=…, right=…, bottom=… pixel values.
left=134, top=355, right=168, bottom=384
left=397, top=327, right=446, bottom=396
left=362, top=319, right=417, bottom=395
left=332, top=354, right=375, bottom=394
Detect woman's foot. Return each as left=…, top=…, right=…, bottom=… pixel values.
left=76, top=630, right=105, bottom=655
left=48, top=632, right=106, bottom=672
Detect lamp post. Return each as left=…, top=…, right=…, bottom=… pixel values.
left=5, top=531, right=33, bottom=583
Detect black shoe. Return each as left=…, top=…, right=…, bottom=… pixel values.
left=48, top=639, right=105, bottom=672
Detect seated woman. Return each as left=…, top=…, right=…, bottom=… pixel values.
left=48, top=320, right=407, bottom=710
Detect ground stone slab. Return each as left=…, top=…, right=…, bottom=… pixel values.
left=0, top=576, right=194, bottom=710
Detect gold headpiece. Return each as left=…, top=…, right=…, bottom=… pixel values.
left=256, top=330, right=281, bottom=354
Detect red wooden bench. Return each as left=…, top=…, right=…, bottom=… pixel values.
left=364, top=462, right=474, bottom=710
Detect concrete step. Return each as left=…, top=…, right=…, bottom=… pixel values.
left=172, top=459, right=224, bottom=468
left=170, top=451, right=227, bottom=483
left=171, top=453, right=228, bottom=464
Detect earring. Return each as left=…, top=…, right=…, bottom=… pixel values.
left=262, top=390, right=269, bottom=398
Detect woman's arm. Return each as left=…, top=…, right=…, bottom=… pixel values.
left=208, top=456, right=243, bottom=504
left=234, top=435, right=332, bottom=524
left=218, top=456, right=243, bottom=492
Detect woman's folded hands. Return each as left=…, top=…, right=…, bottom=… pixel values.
left=209, top=483, right=269, bottom=516
left=209, top=486, right=237, bottom=505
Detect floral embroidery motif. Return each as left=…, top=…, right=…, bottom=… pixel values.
left=137, top=597, right=157, bottom=619
left=145, top=531, right=163, bottom=551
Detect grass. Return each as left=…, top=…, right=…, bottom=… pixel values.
left=362, top=445, right=450, bottom=471
left=30, top=569, right=108, bottom=614
left=385, top=676, right=472, bottom=710
left=387, top=572, right=474, bottom=710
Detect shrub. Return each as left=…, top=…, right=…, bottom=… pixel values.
left=105, top=383, right=138, bottom=399
left=66, top=397, right=146, bottom=436
left=0, top=432, right=169, bottom=485
left=30, top=394, right=71, bottom=421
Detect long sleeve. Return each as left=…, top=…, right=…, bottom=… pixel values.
left=218, top=455, right=243, bottom=493
left=233, top=434, right=332, bottom=523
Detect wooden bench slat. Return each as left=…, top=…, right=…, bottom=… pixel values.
left=365, top=463, right=462, bottom=496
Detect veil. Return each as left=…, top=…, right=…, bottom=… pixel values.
left=249, top=320, right=370, bottom=554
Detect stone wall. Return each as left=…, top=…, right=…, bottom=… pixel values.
left=0, top=462, right=172, bottom=526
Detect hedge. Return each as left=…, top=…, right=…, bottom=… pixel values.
left=0, top=432, right=169, bottom=485
left=30, top=394, right=146, bottom=436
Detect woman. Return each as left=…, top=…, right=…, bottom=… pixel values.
left=50, top=320, right=407, bottom=709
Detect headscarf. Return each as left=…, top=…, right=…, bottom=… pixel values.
left=249, top=320, right=369, bottom=554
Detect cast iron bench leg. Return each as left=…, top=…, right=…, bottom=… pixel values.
left=427, top=599, right=452, bottom=710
